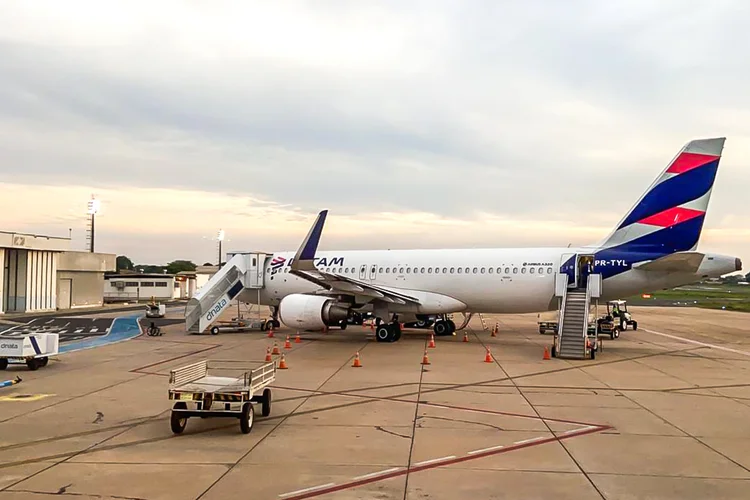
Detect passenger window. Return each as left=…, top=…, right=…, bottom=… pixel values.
left=406, top=268, right=411, bottom=274
left=504, top=267, right=509, bottom=274
left=450, top=267, right=455, bottom=273
left=538, top=267, right=543, bottom=274
left=385, top=268, right=390, bottom=273
left=547, top=267, right=553, bottom=274
left=399, top=267, right=404, bottom=273
left=284, top=268, right=288, bottom=273
left=521, top=268, right=526, bottom=274
left=530, top=267, right=535, bottom=274
left=481, top=267, right=485, bottom=274
left=442, top=267, right=447, bottom=273
left=488, top=268, right=493, bottom=274
left=513, top=268, right=518, bottom=274
left=421, top=267, right=425, bottom=273
left=379, top=267, right=383, bottom=273
left=345, top=267, right=349, bottom=273
left=435, top=268, right=440, bottom=274
left=457, top=268, right=462, bottom=274
left=465, top=267, right=470, bottom=273
left=428, top=268, right=432, bottom=274
left=473, top=267, right=478, bottom=274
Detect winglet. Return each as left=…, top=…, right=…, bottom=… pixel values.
left=291, top=210, right=328, bottom=272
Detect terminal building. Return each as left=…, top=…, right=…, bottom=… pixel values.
left=0, top=231, right=116, bottom=315
left=103, top=266, right=218, bottom=303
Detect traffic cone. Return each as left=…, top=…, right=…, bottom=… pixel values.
left=543, top=346, right=551, bottom=360
left=278, top=353, right=288, bottom=369
left=421, top=350, right=431, bottom=365
left=463, top=332, right=469, bottom=343
left=484, top=347, right=493, bottom=363
left=267, top=325, right=274, bottom=338
left=370, top=322, right=374, bottom=331
left=295, top=331, right=301, bottom=343
left=491, top=325, right=497, bottom=337
left=264, top=346, right=272, bottom=362
left=352, top=352, right=362, bottom=368
left=428, top=334, right=436, bottom=348
left=284, top=335, right=292, bottom=349
left=272, top=342, right=280, bottom=355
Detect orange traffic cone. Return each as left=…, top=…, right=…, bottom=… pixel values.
left=421, top=350, right=431, bottom=365
left=463, top=332, right=469, bottom=343
left=272, top=342, right=280, bottom=355
left=491, top=325, right=497, bottom=337
left=543, top=346, right=551, bottom=360
left=295, top=331, right=301, bottom=343
left=428, top=334, right=436, bottom=348
left=352, top=352, right=362, bottom=368
left=267, top=326, right=274, bottom=338
left=265, top=346, right=272, bottom=362
left=284, top=335, right=292, bottom=349
left=278, top=353, right=288, bottom=369
left=484, top=347, right=493, bottom=363
left=370, top=322, right=374, bottom=331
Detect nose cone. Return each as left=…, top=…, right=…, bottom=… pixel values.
left=737, top=258, right=743, bottom=272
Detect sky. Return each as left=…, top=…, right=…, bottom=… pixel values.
left=0, top=0, right=749, bottom=270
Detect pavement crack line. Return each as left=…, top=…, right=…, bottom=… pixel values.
left=194, top=339, right=371, bottom=500
left=12, top=489, right=148, bottom=500
left=402, top=336, right=428, bottom=500
left=375, top=426, right=411, bottom=440
left=472, top=326, right=608, bottom=500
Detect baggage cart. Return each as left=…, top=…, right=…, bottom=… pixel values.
left=168, top=359, right=275, bottom=434
left=0, top=333, right=59, bottom=371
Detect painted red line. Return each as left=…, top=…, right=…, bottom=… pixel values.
left=280, top=424, right=611, bottom=500
left=271, top=385, right=604, bottom=428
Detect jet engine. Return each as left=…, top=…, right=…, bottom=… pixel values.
left=278, top=294, right=350, bottom=330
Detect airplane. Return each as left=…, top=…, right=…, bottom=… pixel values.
left=234, top=137, right=742, bottom=342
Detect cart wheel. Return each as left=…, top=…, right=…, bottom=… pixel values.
left=26, top=358, right=40, bottom=371
left=632, top=321, right=638, bottom=331
left=261, top=388, right=272, bottom=417
left=551, top=344, right=556, bottom=358
left=39, top=357, right=49, bottom=367
left=210, top=326, right=220, bottom=335
left=171, top=402, right=188, bottom=434
left=0, top=358, right=7, bottom=370
left=260, top=322, right=266, bottom=332
left=539, top=328, right=545, bottom=334
left=614, top=328, right=620, bottom=339
left=240, top=403, right=255, bottom=434
left=590, top=347, right=596, bottom=359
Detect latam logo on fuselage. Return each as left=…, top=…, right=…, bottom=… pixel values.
left=270, top=255, right=346, bottom=274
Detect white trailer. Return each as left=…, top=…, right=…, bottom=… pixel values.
left=0, top=333, right=59, bottom=371
left=167, top=359, right=275, bottom=434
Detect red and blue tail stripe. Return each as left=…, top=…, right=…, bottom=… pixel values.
left=595, top=138, right=725, bottom=277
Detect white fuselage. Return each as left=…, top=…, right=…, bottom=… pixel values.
left=241, top=247, right=736, bottom=315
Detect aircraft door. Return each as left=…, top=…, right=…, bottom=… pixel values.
left=359, top=264, right=367, bottom=280
left=560, top=253, right=576, bottom=288
left=369, top=264, right=377, bottom=281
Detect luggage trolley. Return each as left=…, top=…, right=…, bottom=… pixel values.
left=0, top=333, right=59, bottom=371
left=167, top=359, right=275, bottom=434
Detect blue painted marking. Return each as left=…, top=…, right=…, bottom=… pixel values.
left=618, top=161, right=718, bottom=229
left=300, top=210, right=328, bottom=261
left=29, top=336, right=42, bottom=355
left=58, top=315, right=143, bottom=354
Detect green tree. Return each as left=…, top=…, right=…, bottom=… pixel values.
left=203, top=262, right=214, bottom=266
left=166, top=260, right=197, bottom=274
left=116, top=255, right=134, bottom=272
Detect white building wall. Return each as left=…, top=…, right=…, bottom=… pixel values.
left=104, top=277, right=176, bottom=301
left=0, top=248, right=4, bottom=314
left=24, top=250, right=56, bottom=313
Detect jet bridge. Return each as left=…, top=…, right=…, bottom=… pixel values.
left=184, top=252, right=268, bottom=334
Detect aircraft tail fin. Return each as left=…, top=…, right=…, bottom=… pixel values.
left=596, top=137, right=725, bottom=256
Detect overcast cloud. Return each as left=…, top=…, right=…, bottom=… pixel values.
left=0, top=0, right=749, bottom=266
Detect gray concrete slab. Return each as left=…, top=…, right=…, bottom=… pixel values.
left=1, top=305, right=750, bottom=499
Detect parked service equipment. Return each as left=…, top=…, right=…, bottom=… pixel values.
left=0, top=333, right=59, bottom=371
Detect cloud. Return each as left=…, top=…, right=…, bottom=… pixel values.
left=0, top=0, right=749, bottom=265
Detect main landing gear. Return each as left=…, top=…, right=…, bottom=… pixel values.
left=375, top=321, right=402, bottom=342
left=433, top=319, right=456, bottom=336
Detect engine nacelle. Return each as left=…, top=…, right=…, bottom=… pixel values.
left=278, top=294, right=350, bottom=331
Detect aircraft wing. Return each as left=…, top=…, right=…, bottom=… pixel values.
left=633, top=251, right=705, bottom=273
left=288, top=210, right=421, bottom=306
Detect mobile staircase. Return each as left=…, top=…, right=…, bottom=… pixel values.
left=184, top=252, right=269, bottom=334
left=553, top=272, right=602, bottom=360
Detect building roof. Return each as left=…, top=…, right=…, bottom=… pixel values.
left=105, top=273, right=176, bottom=279
left=0, top=231, right=71, bottom=252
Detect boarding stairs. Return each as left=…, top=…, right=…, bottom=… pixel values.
left=184, top=252, right=268, bottom=334
left=554, top=272, right=602, bottom=360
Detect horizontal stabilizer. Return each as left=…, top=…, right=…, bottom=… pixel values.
left=633, top=252, right=705, bottom=273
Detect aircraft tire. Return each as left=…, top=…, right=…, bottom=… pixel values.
left=446, top=320, right=456, bottom=335
left=376, top=325, right=392, bottom=342
left=433, top=321, right=450, bottom=336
